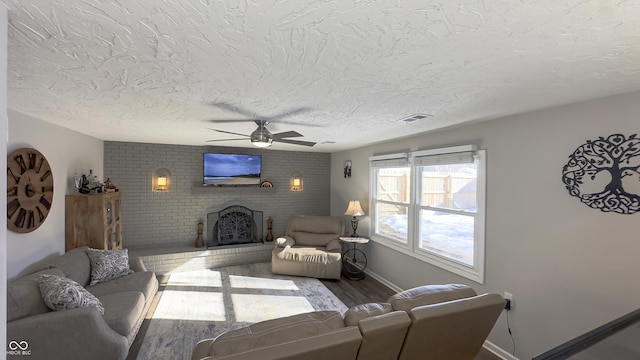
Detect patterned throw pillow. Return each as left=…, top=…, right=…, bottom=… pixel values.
left=38, top=274, right=105, bottom=315
left=86, top=248, right=134, bottom=286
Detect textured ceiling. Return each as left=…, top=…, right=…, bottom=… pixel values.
left=5, top=1, right=640, bottom=152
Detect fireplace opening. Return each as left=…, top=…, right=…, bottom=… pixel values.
left=207, top=205, right=263, bottom=248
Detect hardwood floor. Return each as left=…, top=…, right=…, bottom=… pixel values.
left=322, top=274, right=503, bottom=360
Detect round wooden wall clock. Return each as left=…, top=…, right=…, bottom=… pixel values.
left=7, top=148, right=54, bottom=233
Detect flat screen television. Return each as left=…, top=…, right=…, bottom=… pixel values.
left=203, top=153, right=262, bottom=186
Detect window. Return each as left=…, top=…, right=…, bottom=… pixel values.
left=370, top=146, right=486, bottom=282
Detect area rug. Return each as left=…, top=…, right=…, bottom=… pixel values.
left=134, top=262, right=348, bottom=360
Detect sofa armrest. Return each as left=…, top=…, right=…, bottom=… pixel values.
left=129, top=256, right=148, bottom=272
left=199, top=327, right=362, bottom=360
left=8, top=307, right=128, bottom=360
left=275, top=236, right=295, bottom=248
left=326, top=239, right=342, bottom=251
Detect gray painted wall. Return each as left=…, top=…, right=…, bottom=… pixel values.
left=330, top=90, right=640, bottom=359
left=7, top=110, right=104, bottom=278
left=104, top=142, right=330, bottom=249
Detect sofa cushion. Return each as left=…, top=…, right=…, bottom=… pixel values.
left=51, top=247, right=91, bottom=287
left=388, top=284, right=477, bottom=312
left=88, top=271, right=158, bottom=301
left=98, top=291, right=146, bottom=337
left=38, top=274, right=105, bottom=315
left=286, top=215, right=345, bottom=235
left=86, top=248, right=134, bottom=286
left=289, top=231, right=339, bottom=247
left=326, top=239, right=342, bottom=251
left=210, top=310, right=345, bottom=356
left=7, top=268, right=65, bottom=322
left=343, top=302, right=393, bottom=326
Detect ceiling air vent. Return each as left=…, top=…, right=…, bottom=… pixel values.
left=399, top=113, right=432, bottom=123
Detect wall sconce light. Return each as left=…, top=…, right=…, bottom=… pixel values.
left=157, top=176, right=167, bottom=191
left=290, top=172, right=303, bottom=191
left=344, top=200, right=365, bottom=237
left=152, top=168, right=172, bottom=192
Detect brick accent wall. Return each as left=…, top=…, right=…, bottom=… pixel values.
left=104, top=142, right=331, bottom=249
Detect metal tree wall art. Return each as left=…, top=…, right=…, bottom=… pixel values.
left=562, top=133, right=640, bottom=214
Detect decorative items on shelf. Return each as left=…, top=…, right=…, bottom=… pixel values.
left=265, top=216, right=274, bottom=242
left=104, top=178, right=118, bottom=192
left=290, top=171, right=303, bottom=191
left=344, top=200, right=365, bottom=237
left=74, top=169, right=104, bottom=194
left=195, top=222, right=204, bottom=248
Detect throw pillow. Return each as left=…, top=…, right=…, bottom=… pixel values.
left=38, top=274, right=105, bottom=315
left=86, top=248, right=134, bottom=286
left=275, top=236, right=295, bottom=248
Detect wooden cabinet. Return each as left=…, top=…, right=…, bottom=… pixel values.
left=65, top=192, right=123, bottom=251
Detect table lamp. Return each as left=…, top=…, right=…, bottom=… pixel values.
left=344, top=200, right=365, bottom=237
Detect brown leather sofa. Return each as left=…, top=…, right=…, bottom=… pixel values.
left=271, top=214, right=346, bottom=279
left=192, top=284, right=505, bottom=360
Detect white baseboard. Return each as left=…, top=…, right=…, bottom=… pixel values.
left=363, top=268, right=403, bottom=293
left=363, top=269, right=519, bottom=360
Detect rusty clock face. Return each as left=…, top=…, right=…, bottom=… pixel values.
left=7, top=148, right=54, bottom=233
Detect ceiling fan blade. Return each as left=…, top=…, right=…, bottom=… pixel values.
left=207, top=119, right=261, bottom=123
left=208, top=102, right=261, bottom=118
left=266, top=107, right=312, bottom=121
left=275, top=138, right=316, bottom=147
left=273, top=131, right=303, bottom=139
left=209, top=128, right=250, bottom=137
left=205, top=138, right=248, bottom=142
left=269, top=120, right=323, bottom=127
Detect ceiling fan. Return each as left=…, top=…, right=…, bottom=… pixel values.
left=206, top=102, right=318, bottom=148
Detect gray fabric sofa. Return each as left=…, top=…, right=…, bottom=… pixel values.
left=271, top=214, right=346, bottom=279
left=192, top=284, right=506, bottom=360
left=7, top=247, right=158, bottom=360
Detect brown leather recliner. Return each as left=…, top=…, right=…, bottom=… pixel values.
left=191, top=284, right=506, bottom=360
left=271, top=214, right=346, bottom=279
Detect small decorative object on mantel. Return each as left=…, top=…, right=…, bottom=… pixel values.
left=195, top=222, right=204, bottom=248
left=265, top=216, right=274, bottom=242
left=562, top=133, right=640, bottom=214
left=260, top=180, right=274, bottom=188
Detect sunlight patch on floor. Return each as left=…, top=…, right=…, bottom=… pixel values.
left=152, top=290, right=225, bottom=321
left=229, top=275, right=299, bottom=291
left=231, top=294, right=314, bottom=322
left=167, top=270, right=222, bottom=287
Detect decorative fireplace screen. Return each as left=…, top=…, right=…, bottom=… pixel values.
left=206, top=205, right=263, bottom=248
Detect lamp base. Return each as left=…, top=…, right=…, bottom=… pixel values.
left=350, top=217, right=359, bottom=238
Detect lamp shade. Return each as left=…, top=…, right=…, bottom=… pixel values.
left=157, top=176, right=167, bottom=187
left=344, top=200, right=365, bottom=217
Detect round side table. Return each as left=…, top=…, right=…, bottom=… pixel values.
left=339, top=237, right=369, bottom=280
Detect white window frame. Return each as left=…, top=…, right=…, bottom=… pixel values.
left=370, top=146, right=486, bottom=283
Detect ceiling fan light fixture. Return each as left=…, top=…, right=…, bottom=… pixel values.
left=251, top=127, right=273, bottom=148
